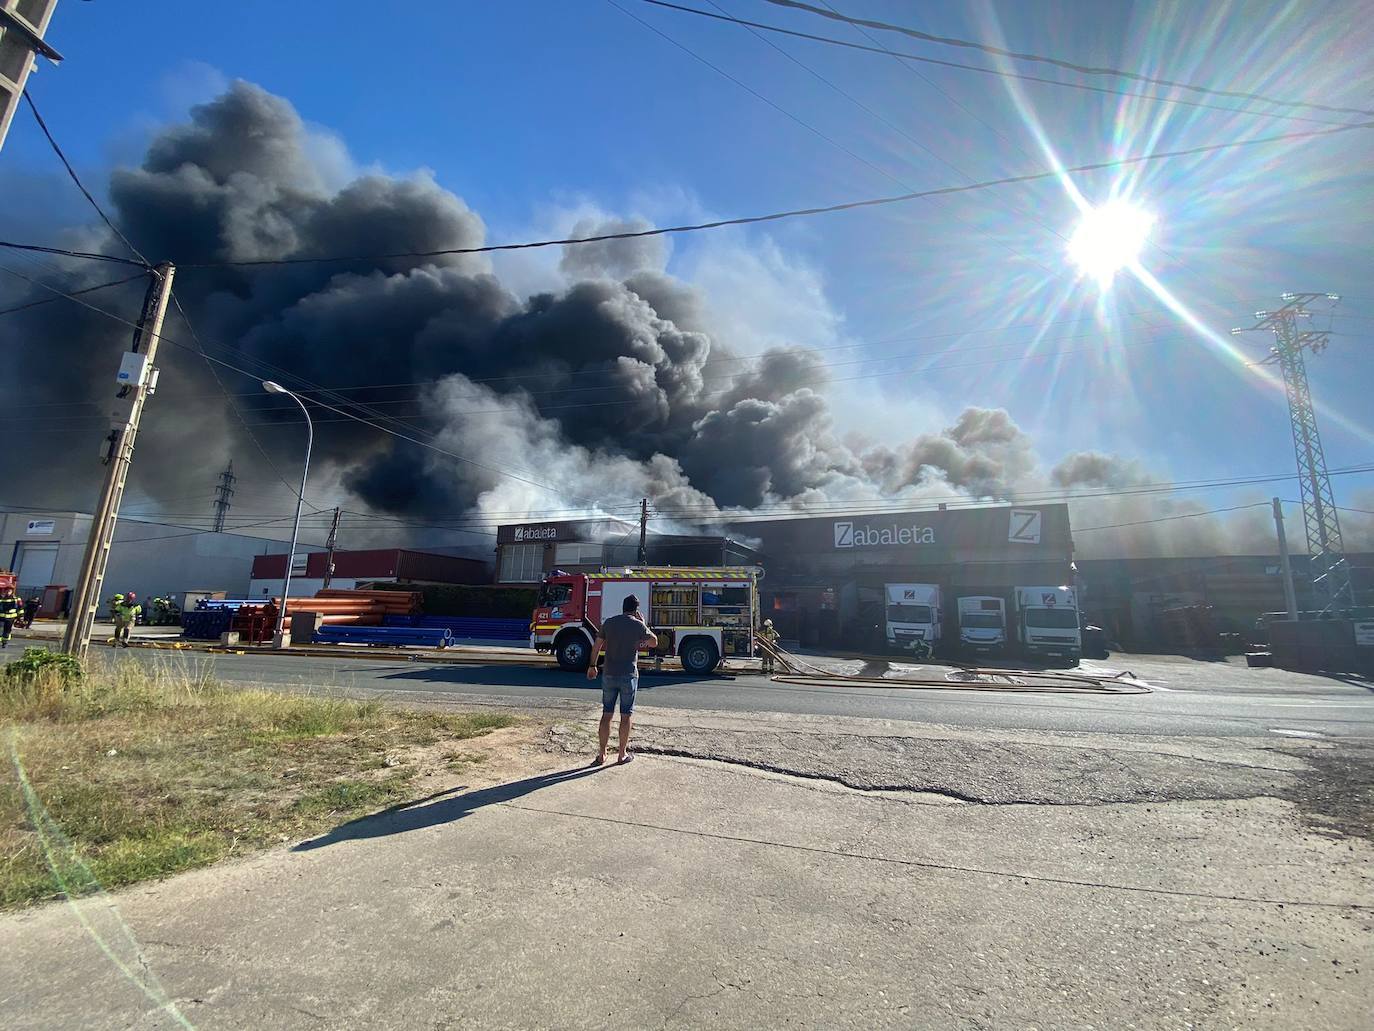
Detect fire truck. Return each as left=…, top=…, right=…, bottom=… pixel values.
left=531, top=566, right=762, bottom=674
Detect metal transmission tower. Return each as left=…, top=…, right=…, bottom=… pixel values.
left=211, top=461, right=236, bottom=533
left=1233, top=292, right=1353, bottom=614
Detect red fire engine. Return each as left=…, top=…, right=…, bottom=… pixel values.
left=531, top=566, right=762, bottom=674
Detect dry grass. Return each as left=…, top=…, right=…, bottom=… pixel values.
left=1, top=652, right=515, bottom=908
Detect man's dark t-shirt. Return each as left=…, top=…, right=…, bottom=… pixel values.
left=601, top=613, right=648, bottom=676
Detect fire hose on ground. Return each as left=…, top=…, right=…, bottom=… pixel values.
left=753, top=638, right=1151, bottom=695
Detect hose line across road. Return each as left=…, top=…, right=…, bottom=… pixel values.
left=99, top=646, right=1374, bottom=741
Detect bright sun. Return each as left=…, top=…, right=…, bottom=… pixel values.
left=1068, top=199, right=1155, bottom=287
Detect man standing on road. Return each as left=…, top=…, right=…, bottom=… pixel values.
left=587, top=594, right=658, bottom=766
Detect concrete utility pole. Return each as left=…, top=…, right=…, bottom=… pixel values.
left=321, top=507, right=341, bottom=588
left=211, top=460, right=236, bottom=532
left=62, top=262, right=175, bottom=658
left=1271, top=497, right=1298, bottom=622
left=0, top=0, right=63, bottom=153
left=638, top=498, right=648, bottom=565
left=1234, top=293, right=1353, bottom=616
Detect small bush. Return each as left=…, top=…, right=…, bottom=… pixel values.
left=3, top=648, right=83, bottom=685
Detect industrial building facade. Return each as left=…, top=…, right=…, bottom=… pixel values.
left=249, top=548, right=490, bottom=598
left=494, top=518, right=760, bottom=584
left=0, top=509, right=322, bottom=609
left=495, top=504, right=1073, bottom=649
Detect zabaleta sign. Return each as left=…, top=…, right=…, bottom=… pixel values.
left=833, top=520, right=936, bottom=549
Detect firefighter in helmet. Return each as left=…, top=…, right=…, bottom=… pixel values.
left=759, top=617, right=780, bottom=673
left=0, top=583, right=20, bottom=649
left=112, top=592, right=141, bottom=648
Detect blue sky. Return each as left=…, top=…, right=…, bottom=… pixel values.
left=4, top=0, right=1373, bottom=519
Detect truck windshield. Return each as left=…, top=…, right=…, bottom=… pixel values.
left=887, top=604, right=932, bottom=624
left=539, top=583, right=572, bottom=606
left=1026, top=609, right=1078, bottom=629
left=961, top=613, right=1002, bottom=629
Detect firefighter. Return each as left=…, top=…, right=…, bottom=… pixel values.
left=112, top=592, right=141, bottom=647
left=759, top=617, right=780, bottom=673
left=22, top=594, right=40, bottom=628
left=0, top=585, right=20, bottom=648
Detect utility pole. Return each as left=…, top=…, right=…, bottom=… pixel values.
left=62, top=262, right=175, bottom=658
left=321, top=507, right=341, bottom=588
left=1271, top=497, right=1298, bottom=622
left=1234, top=293, right=1353, bottom=615
left=211, top=460, right=236, bottom=532
left=0, top=1, right=64, bottom=153
left=637, top=498, right=648, bottom=565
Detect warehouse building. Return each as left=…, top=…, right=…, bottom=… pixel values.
left=494, top=518, right=760, bottom=584
left=1075, top=552, right=1374, bottom=649
left=249, top=548, right=489, bottom=598
left=495, top=504, right=1073, bottom=650
left=730, top=504, right=1073, bottom=649
left=0, top=508, right=323, bottom=611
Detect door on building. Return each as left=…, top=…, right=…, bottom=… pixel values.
left=14, top=542, right=59, bottom=595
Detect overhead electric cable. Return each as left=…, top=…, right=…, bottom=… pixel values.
left=1072, top=502, right=1271, bottom=533
left=752, top=0, right=1374, bottom=118
left=636, top=1, right=1360, bottom=126
left=22, top=91, right=150, bottom=265
left=156, top=119, right=1371, bottom=268
left=0, top=240, right=145, bottom=267
left=0, top=272, right=143, bottom=317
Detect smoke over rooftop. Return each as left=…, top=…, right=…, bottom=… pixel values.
left=3, top=82, right=1368, bottom=557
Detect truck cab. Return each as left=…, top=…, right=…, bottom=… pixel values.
left=1013, top=586, right=1082, bottom=664
left=956, top=595, right=1006, bottom=655
left=532, top=567, right=760, bottom=675
left=884, top=583, right=942, bottom=655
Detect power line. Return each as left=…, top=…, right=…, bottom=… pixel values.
left=21, top=91, right=150, bottom=265
left=144, top=118, right=1370, bottom=269
left=0, top=272, right=143, bottom=317
left=751, top=0, right=1374, bottom=119
left=169, top=292, right=326, bottom=513
left=0, top=260, right=624, bottom=510
left=0, top=240, right=145, bottom=267
left=1072, top=502, right=1270, bottom=534
left=637, top=1, right=1359, bottom=127
left=649, top=464, right=1374, bottom=519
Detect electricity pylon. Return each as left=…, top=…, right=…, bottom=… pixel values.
left=212, top=460, right=236, bottom=533
left=1234, top=293, right=1353, bottom=615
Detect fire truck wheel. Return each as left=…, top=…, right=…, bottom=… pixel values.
left=680, top=638, right=720, bottom=675
left=555, top=634, right=591, bottom=672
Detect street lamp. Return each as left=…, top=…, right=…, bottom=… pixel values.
left=263, top=381, right=312, bottom=647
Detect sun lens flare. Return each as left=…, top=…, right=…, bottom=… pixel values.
left=1067, top=199, right=1155, bottom=288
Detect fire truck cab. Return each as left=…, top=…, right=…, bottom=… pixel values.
left=531, top=566, right=761, bottom=675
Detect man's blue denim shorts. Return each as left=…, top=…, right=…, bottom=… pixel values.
left=601, top=673, right=639, bottom=715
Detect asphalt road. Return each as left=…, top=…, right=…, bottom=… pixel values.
left=107, top=647, right=1374, bottom=740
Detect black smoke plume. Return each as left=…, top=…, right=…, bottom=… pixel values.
left=5, top=82, right=1364, bottom=557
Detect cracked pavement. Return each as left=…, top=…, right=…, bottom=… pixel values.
left=2, top=705, right=1371, bottom=1029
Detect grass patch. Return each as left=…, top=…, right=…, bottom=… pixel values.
left=1, top=652, right=516, bottom=908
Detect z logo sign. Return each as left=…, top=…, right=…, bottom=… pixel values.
left=1008, top=509, right=1041, bottom=544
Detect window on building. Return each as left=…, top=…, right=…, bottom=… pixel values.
left=604, top=543, right=637, bottom=568
left=499, top=543, right=544, bottom=583
left=555, top=542, right=604, bottom=566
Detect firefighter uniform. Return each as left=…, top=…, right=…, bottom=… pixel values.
left=759, top=618, right=780, bottom=673
left=112, top=595, right=141, bottom=647
left=0, top=590, right=20, bottom=648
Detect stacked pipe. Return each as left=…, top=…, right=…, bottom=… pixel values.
left=314, top=589, right=422, bottom=616
left=266, top=596, right=386, bottom=632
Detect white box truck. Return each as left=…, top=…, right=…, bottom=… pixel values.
left=956, top=595, right=1007, bottom=655
left=885, top=583, right=942, bottom=655
left=1013, top=586, right=1082, bottom=663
